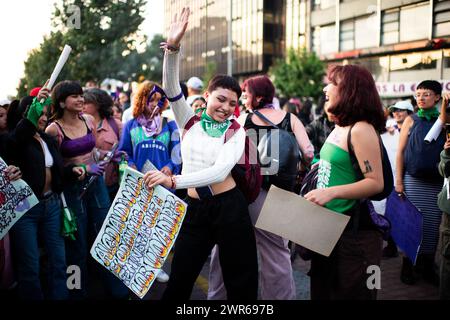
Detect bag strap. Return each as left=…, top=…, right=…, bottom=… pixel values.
left=253, top=110, right=279, bottom=129
left=106, top=117, right=120, bottom=140
left=224, top=119, right=241, bottom=143
left=182, top=115, right=201, bottom=139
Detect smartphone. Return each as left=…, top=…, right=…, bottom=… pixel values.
left=446, top=123, right=450, bottom=139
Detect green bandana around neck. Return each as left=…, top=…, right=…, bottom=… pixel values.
left=200, top=110, right=230, bottom=138
left=417, top=107, right=440, bottom=121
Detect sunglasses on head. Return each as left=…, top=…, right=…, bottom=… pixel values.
left=391, top=108, right=407, bottom=112
left=146, top=85, right=167, bottom=108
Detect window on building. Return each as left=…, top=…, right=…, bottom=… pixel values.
left=381, top=9, right=400, bottom=45
left=399, top=2, right=430, bottom=42
left=434, top=0, right=450, bottom=37
left=321, top=24, right=336, bottom=54
left=354, top=14, right=378, bottom=49
left=339, top=20, right=354, bottom=51
left=313, top=0, right=335, bottom=10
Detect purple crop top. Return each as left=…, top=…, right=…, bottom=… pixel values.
left=55, top=119, right=96, bottom=159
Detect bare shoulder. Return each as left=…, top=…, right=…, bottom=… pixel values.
left=351, top=121, right=378, bottom=144
left=45, top=122, right=58, bottom=137
left=352, top=121, right=377, bottom=134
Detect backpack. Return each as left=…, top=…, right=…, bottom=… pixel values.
left=253, top=110, right=302, bottom=192
left=404, top=114, right=445, bottom=179
left=183, top=115, right=262, bottom=203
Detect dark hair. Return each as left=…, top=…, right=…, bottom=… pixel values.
left=416, top=80, right=442, bottom=96
left=207, top=74, right=242, bottom=100
left=51, top=80, right=83, bottom=119
left=190, top=96, right=206, bottom=106
left=283, top=102, right=299, bottom=115
left=84, top=88, right=113, bottom=119
left=326, top=64, right=385, bottom=132
left=242, top=75, right=275, bottom=109
left=7, top=99, right=26, bottom=131
left=180, top=82, right=188, bottom=98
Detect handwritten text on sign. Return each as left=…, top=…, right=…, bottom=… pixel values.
left=90, top=167, right=187, bottom=298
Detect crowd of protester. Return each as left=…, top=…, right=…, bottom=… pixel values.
left=0, top=6, right=449, bottom=301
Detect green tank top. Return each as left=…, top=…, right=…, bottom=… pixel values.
left=317, top=142, right=357, bottom=213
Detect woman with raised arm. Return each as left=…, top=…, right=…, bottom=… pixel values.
left=143, top=7, right=258, bottom=300
left=208, top=75, right=314, bottom=300
left=304, top=65, right=386, bottom=300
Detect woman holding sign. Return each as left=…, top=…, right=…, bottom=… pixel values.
left=143, top=7, right=258, bottom=300
left=45, top=81, right=128, bottom=299
left=304, top=65, right=386, bottom=300
left=0, top=90, right=84, bottom=300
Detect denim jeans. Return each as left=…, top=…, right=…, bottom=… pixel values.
left=64, top=176, right=128, bottom=299
left=11, top=193, right=68, bottom=300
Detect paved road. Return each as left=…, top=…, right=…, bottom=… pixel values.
left=139, top=241, right=439, bottom=300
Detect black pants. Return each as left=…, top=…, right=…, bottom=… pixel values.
left=310, top=230, right=383, bottom=300
left=162, top=187, right=258, bottom=300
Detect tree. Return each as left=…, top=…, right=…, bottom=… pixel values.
left=269, top=48, right=325, bottom=102
left=202, top=61, right=217, bottom=88
left=17, top=0, right=147, bottom=96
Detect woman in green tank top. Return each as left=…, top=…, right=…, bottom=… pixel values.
left=303, top=64, right=386, bottom=300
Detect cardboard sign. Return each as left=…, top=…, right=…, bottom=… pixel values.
left=90, top=167, right=187, bottom=298
left=255, top=186, right=350, bottom=257
left=0, top=157, right=38, bottom=239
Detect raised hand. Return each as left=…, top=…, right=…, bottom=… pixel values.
left=166, top=7, right=190, bottom=48
left=37, top=79, right=51, bottom=101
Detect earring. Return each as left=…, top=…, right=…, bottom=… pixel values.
left=60, top=102, right=65, bottom=109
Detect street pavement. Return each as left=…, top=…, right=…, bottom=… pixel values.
left=139, top=241, right=439, bottom=300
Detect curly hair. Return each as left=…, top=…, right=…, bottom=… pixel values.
left=326, top=64, right=385, bottom=132
left=132, top=80, right=167, bottom=119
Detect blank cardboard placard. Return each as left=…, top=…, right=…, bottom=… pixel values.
left=255, top=186, right=350, bottom=257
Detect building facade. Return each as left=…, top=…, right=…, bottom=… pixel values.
left=164, top=0, right=450, bottom=98
left=164, top=0, right=285, bottom=81
left=307, top=0, right=450, bottom=98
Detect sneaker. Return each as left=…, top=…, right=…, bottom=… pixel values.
left=156, top=269, right=170, bottom=283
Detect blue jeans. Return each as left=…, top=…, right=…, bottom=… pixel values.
left=11, top=193, right=68, bottom=300
left=64, top=176, right=128, bottom=299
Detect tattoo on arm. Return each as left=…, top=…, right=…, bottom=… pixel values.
left=362, top=160, right=373, bottom=174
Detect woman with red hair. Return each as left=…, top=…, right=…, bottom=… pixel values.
left=304, top=64, right=386, bottom=300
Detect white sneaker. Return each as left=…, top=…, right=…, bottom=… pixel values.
left=156, top=269, right=170, bottom=283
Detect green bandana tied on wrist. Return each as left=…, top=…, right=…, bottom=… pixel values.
left=417, top=107, right=440, bottom=121
left=26, top=96, right=52, bottom=127
left=200, top=110, right=230, bottom=138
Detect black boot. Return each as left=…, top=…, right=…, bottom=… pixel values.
left=383, top=237, right=399, bottom=258
left=422, top=254, right=440, bottom=286
left=401, top=257, right=417, bottom=285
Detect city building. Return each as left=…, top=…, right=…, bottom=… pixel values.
left=164, top=0, right=450, bottom=100
left=164, top=0, right=285, bottom=81
left=296, top=0, right=450, bottom=100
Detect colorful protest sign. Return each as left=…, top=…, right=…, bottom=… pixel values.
left=90, top=167, right=187, bottom=298
left=385, top=192, right=423, bottom=264
left=0, top=157, right=39, bottom=239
